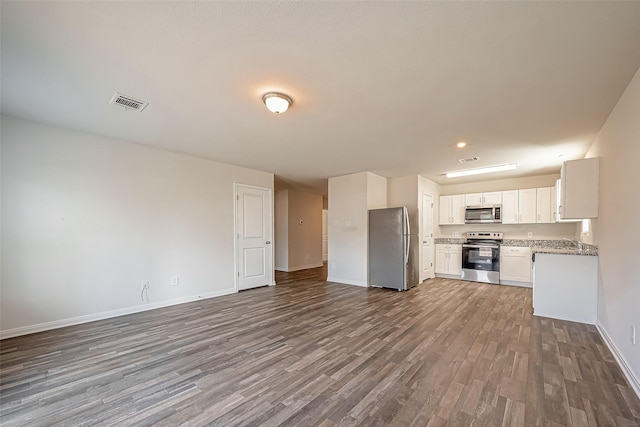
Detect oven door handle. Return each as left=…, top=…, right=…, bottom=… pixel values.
left=463, top=244, right=500, bottom=249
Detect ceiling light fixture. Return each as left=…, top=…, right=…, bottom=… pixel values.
left=456, top=141, right=467, bottom=148
left=446, top=163, right=517, bottom=178
left=262, top=92, right=292, bottom=114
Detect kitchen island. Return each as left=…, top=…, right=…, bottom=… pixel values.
left=532, top=251, right=598, bottom=324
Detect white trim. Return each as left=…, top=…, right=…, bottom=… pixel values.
left=596, top=321, right=640, bottom=399
left=276, top=263, right=324, bottom=272
left=435, top=273, right=462, bottom=280
left=0, top=288, right=237, bottom=340
left=327, top=277, right=368, bottom=287
left=533, top=312, right=595, bottom=325
left=499, top=280, right=533, bottom=288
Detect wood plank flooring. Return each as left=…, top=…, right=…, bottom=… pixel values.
left=1, top=265, right=639, bottom=426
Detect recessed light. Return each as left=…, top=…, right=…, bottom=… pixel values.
left=446, top=163, right=517, bottom=178
left=456, top=141, right=467, bottom=148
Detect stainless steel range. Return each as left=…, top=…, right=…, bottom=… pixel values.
left=461, top=232, right=503, bottom=284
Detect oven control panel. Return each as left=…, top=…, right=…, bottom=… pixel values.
left=466, top=232, right=503, bottom=239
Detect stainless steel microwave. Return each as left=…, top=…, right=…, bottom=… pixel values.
left=464, top=205, right=502, bottom=224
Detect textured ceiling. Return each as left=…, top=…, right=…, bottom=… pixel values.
left=2, top=1, right=640, bottom=194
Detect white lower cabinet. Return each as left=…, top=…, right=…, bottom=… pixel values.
left=500, top=246, right=532, bottom=285
left=435, top=244, right=462, bottom=277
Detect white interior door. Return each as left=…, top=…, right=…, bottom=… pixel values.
left=236, top=184, right=273, bottom=291
left=422, top=193, right=434, bottom=280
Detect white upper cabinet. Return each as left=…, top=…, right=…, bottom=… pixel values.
left=502, top=190, right=519, bottom=224
left=518, top=189, right=537, bottom=224
left=502, top=189, right=536, bottom=224
left=464, top=192, right=502, bottom=206
left=559, top=158, right=599, bottom=219
left=551, top=185, right=558, bottom=222
left=483, top=192, right=502, bottom=205
left=536, top=187, right=552, bottom=224
left=465, top=193, right=483, bottom=206
left=439, top=195, right=465, bottom=225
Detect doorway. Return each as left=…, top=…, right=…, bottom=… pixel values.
left=235, top=184, right=273, bottom=291
left=422, top=192, right=434, bottom=281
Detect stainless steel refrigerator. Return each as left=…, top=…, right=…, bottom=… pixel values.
left=368, top=207, right=420, bottom=291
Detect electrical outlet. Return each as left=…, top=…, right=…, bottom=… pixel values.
left=632, top=326, right=636, bottom=345
left=331, top=262, right=336, bottom=269
left=141, top=280, right=149, bottom=290
left=171, top=276, right=179, bottom=287
left=527, top=232, right=533, bottom=238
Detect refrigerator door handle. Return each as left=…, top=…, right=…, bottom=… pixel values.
left=404, top=207, right=410, bottom=265
left=405, top=233, right=410, bottom=264
left=405, top=207, right=410, bottom=236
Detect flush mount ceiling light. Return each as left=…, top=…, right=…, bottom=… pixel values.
left=456, top=141, right=467, bottom=148
left=446, top=163, right=517, bottom=178
left=262, top=92, right=292, bottom=114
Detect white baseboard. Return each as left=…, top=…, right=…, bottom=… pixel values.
left=435, top=273, right=461, bottom=280
left=276, top=263, right=324, bottom=272
left=327, top=276, right=368, bottom=287
left=499, top=280, right=533, bottom=288
left=596, top=321, right=640, bottom=399
left=0, top=288, right=237, bottom=340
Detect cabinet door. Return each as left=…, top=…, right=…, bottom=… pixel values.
left=560, top=158, right=599, bottom=219
left=519, top=189, right=537, bottom=224
left=448, top=246, right=462, bottom=275
left=439, top=196, right=451, bottom=225
left=450, top=195, right=465, bottom=224
left=483, top=192, right=502, bottom=205
left=465, top=193, right=483, bottom=206
left=536, top=187, right=552, bottom=224
left=502, top=190, right=519, bottom=224
left=551, top=185, right=558, bottom=222
left=500, top=247, right=532, bottom=282
left=435, top=246, right=449, bottom=274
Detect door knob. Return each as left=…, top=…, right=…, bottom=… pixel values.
left=265, top=241, right=271, bottom=244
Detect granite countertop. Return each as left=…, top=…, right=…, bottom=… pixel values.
left=502, top=239, right=598, bottom=256
left=434, top=238, right=598, bottom=256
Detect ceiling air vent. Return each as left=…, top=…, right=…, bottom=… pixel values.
left=110, top=92, right=148, bottom=112
left=458, top=156, right=480, bottom=164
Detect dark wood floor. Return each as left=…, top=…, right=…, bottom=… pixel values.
left=1, top=265, right=639, bottom=426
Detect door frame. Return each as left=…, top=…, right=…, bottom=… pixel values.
left=233, top=183, right=275, bottom=291
left=421, top=191, right=435, bottom=282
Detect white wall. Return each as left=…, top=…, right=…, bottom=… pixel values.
left=366, top=172, right=387, bottom=210
left=274, top=190, right=289, bottom=271
left=440, top=174, right=559, bottom=195
left=327, top=171, right=387, bottom=286
left=583, top=67, right=640, bottom=391
left=0, top=115, right=274, bottom=337
left=388, top=176, right=418, bottom=209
